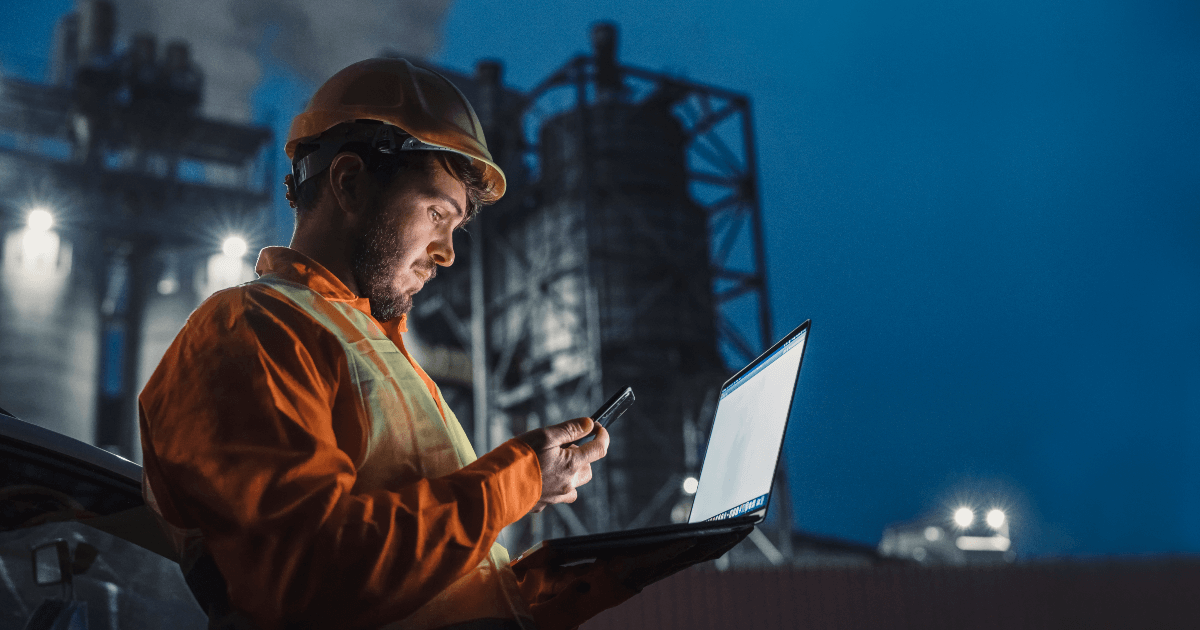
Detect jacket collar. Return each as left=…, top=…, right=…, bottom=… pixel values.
left=254, top=246, right=408, bottom=332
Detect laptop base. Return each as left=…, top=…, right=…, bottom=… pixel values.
left=513, top=514, right=759, bottom=570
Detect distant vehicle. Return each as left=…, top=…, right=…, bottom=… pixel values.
left=878, top=506, right=1015, bottom=566
left=0, top=406, right=206, bottom=629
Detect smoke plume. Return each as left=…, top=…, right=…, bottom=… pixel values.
left=109, top=0, right=454, bottom=121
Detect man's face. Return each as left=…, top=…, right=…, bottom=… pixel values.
left=350, top=159, right=467, bottom=321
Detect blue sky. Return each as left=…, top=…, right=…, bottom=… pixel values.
left=4, top=0, right=1198, bottom=556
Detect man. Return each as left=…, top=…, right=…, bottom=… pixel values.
left=139, top=59, right=619, bottom=630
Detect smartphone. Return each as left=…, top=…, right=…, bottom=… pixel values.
left=568, top=386, right=635, bottom=447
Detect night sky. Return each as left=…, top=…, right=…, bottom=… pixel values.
left=3, top=0, right=1198, bottom=557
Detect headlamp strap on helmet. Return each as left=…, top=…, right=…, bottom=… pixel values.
left=292, top=142, right=345, bottom=188
left=291, top=123, right=464, bottom=187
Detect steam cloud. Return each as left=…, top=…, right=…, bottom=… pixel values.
left=109, top=0, right=454, bottom=121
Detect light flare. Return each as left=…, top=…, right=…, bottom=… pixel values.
left=27, top=208, right=53, bottom=232
left=222, top=236, right=248, bottom=258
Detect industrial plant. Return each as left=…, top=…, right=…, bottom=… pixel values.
left=0, top=2, right=789, bottom=566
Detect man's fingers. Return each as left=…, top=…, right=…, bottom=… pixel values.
left=544, top=487, right=579, bottom=505
left=544, top=416, right=594, bottom=447
left=576, top=425, right=610, bottom=462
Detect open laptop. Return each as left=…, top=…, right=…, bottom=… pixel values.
left=514, top=319, right=811, bottom=564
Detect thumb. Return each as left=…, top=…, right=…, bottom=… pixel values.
left=545, top=416, right=595, bottom=447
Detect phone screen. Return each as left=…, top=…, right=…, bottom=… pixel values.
left=594, top=386, right=634, bottom=429
left=569, top=387, right=634, bottom=446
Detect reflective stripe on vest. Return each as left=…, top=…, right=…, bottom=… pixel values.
left=253, top=275, right=533, bottom=630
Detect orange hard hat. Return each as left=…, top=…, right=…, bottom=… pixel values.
left=286, top=58, right=506, bottom=202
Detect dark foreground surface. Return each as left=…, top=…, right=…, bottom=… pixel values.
left=587, top=558, right=1200, bottom=629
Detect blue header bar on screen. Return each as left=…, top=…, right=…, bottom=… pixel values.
left=720, top=330, right=808, bottom=401
left=706, top=493, right=769, bottom=522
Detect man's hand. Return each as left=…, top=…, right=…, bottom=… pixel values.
left=516, top=417, right=610, bottom=513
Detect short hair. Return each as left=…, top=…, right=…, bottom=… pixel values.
left=290, top=132, right=490, bottom=226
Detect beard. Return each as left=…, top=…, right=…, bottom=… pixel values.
left=350, top=206, right=436, bottom=321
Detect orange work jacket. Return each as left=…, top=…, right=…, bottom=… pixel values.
left=139, top=246, right=542, bottom=629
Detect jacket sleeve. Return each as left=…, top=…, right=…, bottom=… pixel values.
left=138, top=287, right=541, bottom=630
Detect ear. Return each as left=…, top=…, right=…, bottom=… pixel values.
left=327, top=152, right=371, bottom=218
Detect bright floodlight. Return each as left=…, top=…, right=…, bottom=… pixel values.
left=986, top=508, right=1006, bottom=529
left=682, top=476, right=699, bottom=495
left=222, top=236, right=248, bottom=258
left=953, top=507, right=974, bottom=528
left=27, top=208, right=53, bottom=232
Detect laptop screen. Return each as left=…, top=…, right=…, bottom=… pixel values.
left=688, top=327, right=808, bottom=523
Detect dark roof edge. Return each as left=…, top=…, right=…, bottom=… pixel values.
left=0, top=411, right=142, bottom=484
left=792, top=529, right=883, bottom=558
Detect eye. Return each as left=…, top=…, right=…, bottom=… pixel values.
left=429, top=207, right=443, bottom=223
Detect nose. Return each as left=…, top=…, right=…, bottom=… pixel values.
left=428, top=231, right=455, bottom=267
